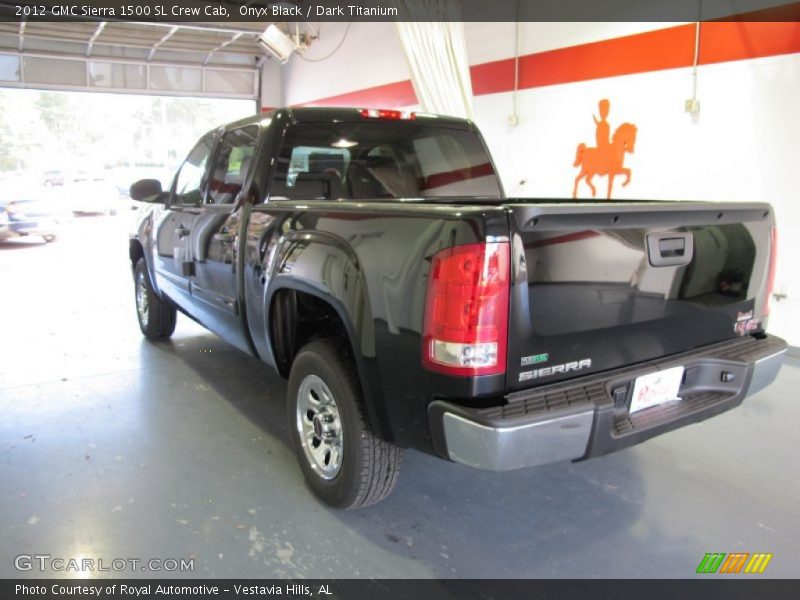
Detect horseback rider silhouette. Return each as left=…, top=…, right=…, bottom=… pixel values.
left=573, top=99, right=637, bottom=200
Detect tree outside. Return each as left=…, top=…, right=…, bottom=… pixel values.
left=0, top=88, right=255, bottom=191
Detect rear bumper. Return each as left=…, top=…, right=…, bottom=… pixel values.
left=428, top=335, right=787, bottom=471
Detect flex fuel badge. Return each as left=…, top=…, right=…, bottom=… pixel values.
left=521, top=353, right=549, bottom=366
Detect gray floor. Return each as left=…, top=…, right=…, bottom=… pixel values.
left=1, top=216, right=798, bottom=579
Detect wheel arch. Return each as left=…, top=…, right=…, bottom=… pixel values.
left=129, top=236, right=162, bottom=297
left=265, top=278, right=391, bottom=442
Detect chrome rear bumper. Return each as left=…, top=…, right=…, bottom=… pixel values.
left=429, top=336, right=787, bottom=471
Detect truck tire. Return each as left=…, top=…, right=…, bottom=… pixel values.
left=134, top=257, right=176, bottom=340
left=288, top=340, right=402, bottom=509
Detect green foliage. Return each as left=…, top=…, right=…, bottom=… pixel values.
left=0, top=89, right=253, bottom=173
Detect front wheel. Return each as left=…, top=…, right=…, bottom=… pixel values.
left=288, top=340, right=402, bottom=509
left=134, top=258, right=176, bottom=340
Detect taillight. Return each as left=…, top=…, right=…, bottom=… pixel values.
left=422, top=242, right=510, bottom=376
left=764, top=226, right=778, bottom=317
left=359, top=108, right=416, bottom=120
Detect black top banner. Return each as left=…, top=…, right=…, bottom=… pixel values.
left=0, top=0, right=799, bottom=23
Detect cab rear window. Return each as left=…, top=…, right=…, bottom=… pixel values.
left=268, top=121, right=502, bottom=201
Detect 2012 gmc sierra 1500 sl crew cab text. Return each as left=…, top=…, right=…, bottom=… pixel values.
left=128, top=107, right=786, bottom=508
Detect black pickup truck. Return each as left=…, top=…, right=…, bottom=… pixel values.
left=129, top=107, right=786, bottom=508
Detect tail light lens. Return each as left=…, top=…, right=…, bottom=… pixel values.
left=422, top=242, right=510, bottom=376
left=764, top=226, right=778, bottom=317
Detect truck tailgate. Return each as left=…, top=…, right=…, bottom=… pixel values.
left=505, top=201, right=774, bottom=390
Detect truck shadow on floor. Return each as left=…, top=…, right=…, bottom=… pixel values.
left=150, top=329, right=689, bottom=577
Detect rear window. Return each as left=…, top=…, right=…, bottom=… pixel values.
left=268, top=121, right=502, bottom=201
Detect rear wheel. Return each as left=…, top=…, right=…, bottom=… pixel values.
left=288, top=340, right=402, bottom=509
left=134, top=257, right=176, bottom=340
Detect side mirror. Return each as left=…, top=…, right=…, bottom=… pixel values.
left=130, top=179, right=165, bottom=202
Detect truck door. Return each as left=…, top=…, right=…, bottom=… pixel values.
left=153, top=132, right=216, bottom=313
left=189, top=124, right=259, bottom=354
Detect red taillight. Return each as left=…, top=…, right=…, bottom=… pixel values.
left=422, top=242, right=510, bottom=376
left=359, top=108, right=416, bottom=120
left=764, top=226, right=778, bottom=317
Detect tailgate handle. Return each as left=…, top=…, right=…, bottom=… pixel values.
left=659, top=238, right=685, bottom=257
left=647, top=232, right=694, bottom=267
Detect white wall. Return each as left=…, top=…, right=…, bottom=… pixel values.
left=269, top=22, right=800, bottom=345
left=282, top=22, right=408, bottom=106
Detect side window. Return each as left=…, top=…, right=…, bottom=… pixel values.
left=174, top=133, right=215, bottom=205
left=207, top=126, right=259, bottom=205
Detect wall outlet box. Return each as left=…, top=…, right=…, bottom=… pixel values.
left=685, top=99, right=700, bottom=114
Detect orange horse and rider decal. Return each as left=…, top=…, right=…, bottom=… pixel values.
left=573, top=99, right=637, bottom=200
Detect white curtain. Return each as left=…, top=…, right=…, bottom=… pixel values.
left=394, top=3, right=474, bottom=120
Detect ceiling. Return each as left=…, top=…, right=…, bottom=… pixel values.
left=0, top=20, right=271, bottom=67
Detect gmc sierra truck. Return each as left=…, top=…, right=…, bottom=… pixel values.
left=129, top=107, right=786, bottom=509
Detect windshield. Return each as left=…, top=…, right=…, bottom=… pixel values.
left=269, top=120, right=502, bottom=201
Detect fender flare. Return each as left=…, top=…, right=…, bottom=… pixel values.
left=263, top=231, right=391, bottom=440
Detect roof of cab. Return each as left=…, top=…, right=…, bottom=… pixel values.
left=219, top=106, right=471, bottom=133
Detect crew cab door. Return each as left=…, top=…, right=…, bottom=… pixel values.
left=188, top=124, right=260, bottom=354
left=153, top=132, right=216, bottom=311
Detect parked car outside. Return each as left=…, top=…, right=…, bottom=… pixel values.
left=0, top=186, right=71, bottom=243
left=66, top=175, right=121, bottom=215
left=42, top=169, right=66, bottom=187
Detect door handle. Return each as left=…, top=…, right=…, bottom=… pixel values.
left=214, top=232, right=235, bottom=243
left=175, top=225, right=190, bottom=238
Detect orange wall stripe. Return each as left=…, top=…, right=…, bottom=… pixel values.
left=518, top=25, right=696, bottom=89
left=700, top=21, right=800, bottom=65
left=297, top=21, right=800, bottom=108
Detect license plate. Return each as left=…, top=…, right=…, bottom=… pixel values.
left=629, top=366, right=684, bottom=414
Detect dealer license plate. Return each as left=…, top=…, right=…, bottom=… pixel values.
left=629, top=366, right=684, bottom=414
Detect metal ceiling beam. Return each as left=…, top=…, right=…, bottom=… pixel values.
left=133, top=21, right=264, bottom=37
left=203, top=31, right=243, bottom=65
left=0, top=30, right=258, bottom=59
left=24, top=27, right=233, bottom=50
left=5, top=47, right=258, bottom=72
left=147, top=25, right=179, bottom=61
left=86, top=21, right=106, bottom=57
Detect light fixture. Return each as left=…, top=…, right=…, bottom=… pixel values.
left=332, top=138, right=357, bottom=149
left=258, top=24, right=298, bottom=64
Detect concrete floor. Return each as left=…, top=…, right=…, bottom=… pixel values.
left=0, top=215, right=798, bottom=579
